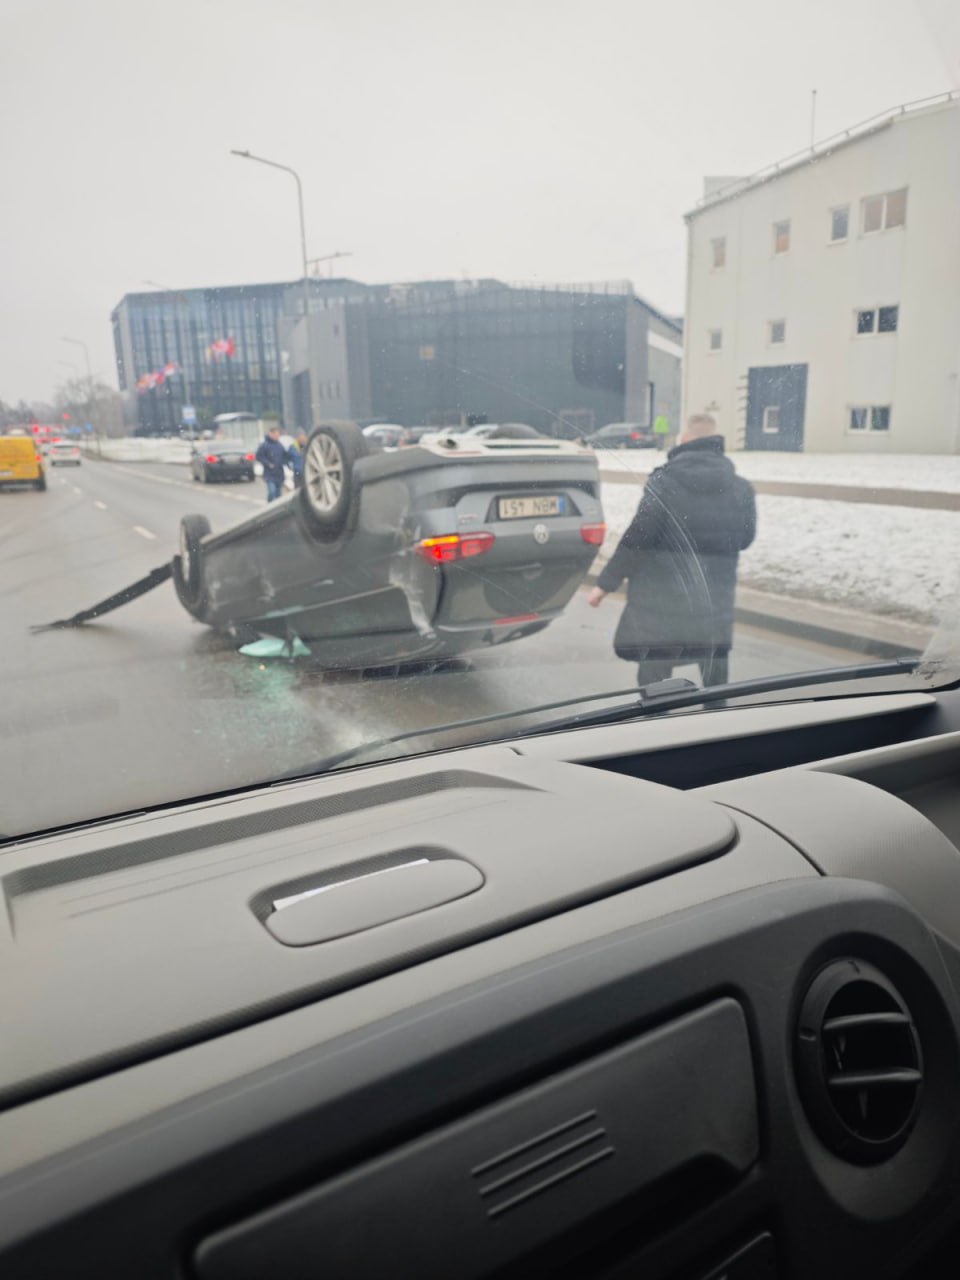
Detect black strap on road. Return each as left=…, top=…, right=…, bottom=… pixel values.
left=30, top=561, right=174, bottom=632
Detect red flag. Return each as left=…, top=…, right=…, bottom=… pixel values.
left=206, top=336, right=236, bottom=360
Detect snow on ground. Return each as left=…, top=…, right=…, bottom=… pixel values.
left=599, top=482, right=960, bottom=624
left=595, top=450, right=960, bottom=493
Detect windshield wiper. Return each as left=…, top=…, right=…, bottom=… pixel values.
left=269, top=656, right=921, bottom=784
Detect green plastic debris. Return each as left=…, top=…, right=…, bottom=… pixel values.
left=238, top=635, right=311, bottom=659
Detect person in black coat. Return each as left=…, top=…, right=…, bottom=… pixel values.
left=588, top=415, right=756, bottom=688
left=255, top=426, right=290, bottom=503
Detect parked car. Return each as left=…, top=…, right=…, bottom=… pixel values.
left=190, top=440, right=256, bottom=484
left=590, top=422, right=657, bottom=449
left=463, top=424, right=543, bottom=441
left=47, top=441, right=82, bottom=466
left=173, top=422, right=604, bottom=669
left=362, top=424, right=408, bottom=451
left=399, top=426, right=440, bottom=447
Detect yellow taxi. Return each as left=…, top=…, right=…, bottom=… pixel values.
left=0, top=433, right=46, bottom=491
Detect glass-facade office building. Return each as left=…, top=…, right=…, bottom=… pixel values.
left=111, top=283, right=290, bottom=434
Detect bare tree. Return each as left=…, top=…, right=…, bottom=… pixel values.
left=54, top=377, right=124, bottom=439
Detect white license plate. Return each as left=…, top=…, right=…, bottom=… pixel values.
left=498, top=494, right=563, bottom=520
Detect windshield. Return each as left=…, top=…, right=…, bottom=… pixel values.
left=3, top=0, right=960, bottom=837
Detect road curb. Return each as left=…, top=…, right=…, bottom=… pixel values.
left=599, top=468, right=960, bottom=513
left=585, top=574, right=930, bottom=658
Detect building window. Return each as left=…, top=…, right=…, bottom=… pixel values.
left=708, top=328, right=723, bottom=352
left=773, top=220, right=791, bottom=254
left=769, top=319, right=786, bottom=345
left=871, top=405, right=891, bottom=431
left=830, top=206, right=850, bottom=241
left=762, top=406, right=781, bottom=434
left=856, top=309, right=876, bottom=335
left=856, top=305, right=899, bottom=335
left=711, top=237, right=726, bottom=268
left=849, top=405, right=892, bottom=433
left=861, top=187, right=908, bottom=234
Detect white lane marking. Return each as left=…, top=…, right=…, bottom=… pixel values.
left=103, top=462, right=265, bottom=507
left=132, top=525, right=157, bottom=540
left=94, top=500, right=108, bottom=510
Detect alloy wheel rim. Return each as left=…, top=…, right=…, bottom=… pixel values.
left=305, top=434, right=344, bottom=513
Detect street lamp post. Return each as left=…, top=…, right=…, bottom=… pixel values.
left=144, top=281, right=193, bottom=410
left=230, top=148, right=314, bottom=426
left=61, top=336, right=96, bottom=437
left=308, top=251, right=353, bottom=279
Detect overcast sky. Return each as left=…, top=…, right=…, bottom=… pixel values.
left=1, top=0, right=957, bottom=401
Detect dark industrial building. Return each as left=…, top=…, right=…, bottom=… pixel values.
left=113, top=277, right=681, bottom=437
left=279, top=279, right=682, bottom=437
left=111, top=283, right=292, bottom=434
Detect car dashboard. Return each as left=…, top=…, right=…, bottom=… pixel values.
left=5, top=689, right=960, bottom=1278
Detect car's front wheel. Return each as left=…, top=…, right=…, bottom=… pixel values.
left=173, top=512, right=212, bottom=610
left=299, top=423, right=368, bottom=538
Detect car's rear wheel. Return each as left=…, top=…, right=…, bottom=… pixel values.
left=34, top=472, right=47, bottom=492
left=299, top=423, right=368, bottom=537
left=173, top=513, right=212, bottom=610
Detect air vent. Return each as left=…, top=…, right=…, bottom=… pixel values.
left=795, top=958, right=923, bottom=1164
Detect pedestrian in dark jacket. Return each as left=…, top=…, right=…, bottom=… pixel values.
left=588, top=415, right=756, bottom=688
left=287, top=429, right=308, bottom=487
left=255, top=426, right=288, bottom=502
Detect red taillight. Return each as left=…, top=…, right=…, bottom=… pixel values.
left=35, top=454, right=42, bottom=464
left=206, top=454, right=219, bottom=464
left=460, top=532, right=496, bottom=558
left=494, top=612, right=540, bottom=626
left=415, top=532, right=496, bottom=563
left=245, top=453, right=255, bottom=461
left=630, top=431, right=642, bottom=441
left=580, top=522, right=607, bottom=545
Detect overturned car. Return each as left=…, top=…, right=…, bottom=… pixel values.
left=172, top=423, right=605, bottom=668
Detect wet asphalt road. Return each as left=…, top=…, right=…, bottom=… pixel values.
left=1, top=457, right=860, bottom=836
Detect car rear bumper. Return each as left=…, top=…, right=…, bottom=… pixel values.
left=204, top=465, right=254, bottom=479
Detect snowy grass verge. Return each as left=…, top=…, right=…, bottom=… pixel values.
left=600, top=481, right=960, bottom=626
left=595, top=449, right=960, bottom=494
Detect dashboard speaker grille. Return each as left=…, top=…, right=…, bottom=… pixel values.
left=796, top=958, right=923, bottom=1164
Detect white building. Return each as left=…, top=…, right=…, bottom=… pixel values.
left=683, top=92, right=960, bottom=453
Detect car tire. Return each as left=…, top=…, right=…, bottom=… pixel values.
left=173, top=512, right=212, bottom=610
left=299, top=423, right=368, bottom=538
left=35, top=473, right=47, bottom=492
left=202, top=468, right=212, bottom=484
